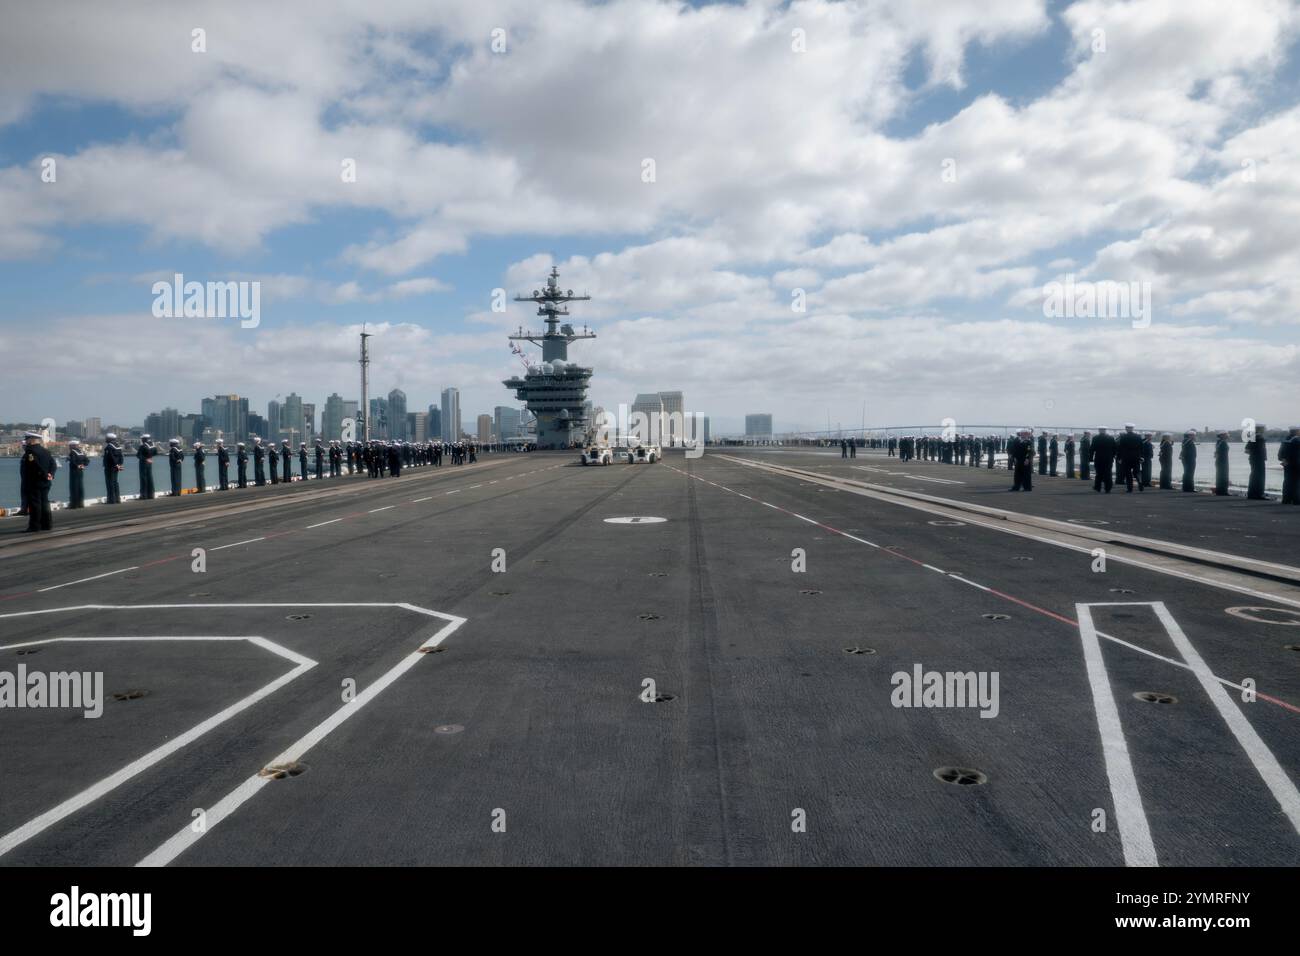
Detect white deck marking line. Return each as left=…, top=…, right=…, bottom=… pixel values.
left=469, top=484, right=482, bottom=489
left=210, top=537, right=265, bottom=552
left=0, top=602, right=435, bottom=622
left=369, top=506, right=394, bottom=513
left=413, top=497, right=433, bottom=503
left=1149, top=602, right=1300, bottom=834
left=137, top=608, right=467, bottom=867
left=306, top=518, right=343, bottom=529
left=488, top=480, right=498, bottom=484
left=921, top=564, right=946, bottom=574
left=676, top=463, right=1273, bottom=704
left=37, top=567, right=138, bottom=592
left=1075, top=604, right=1158, bottom=867
left=446, top=489, right=461, bottom=495
left=0, top=635, right=315, bottom=860
left=726, top=456, right=1300, bottom=610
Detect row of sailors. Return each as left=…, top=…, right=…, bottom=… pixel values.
left=19, top=432, right=482, bottom=530
left=888, top=426, right=1300, bottom=502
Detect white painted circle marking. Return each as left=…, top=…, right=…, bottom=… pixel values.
left=604, top=516, right=668, bottom=524
left=1225, top=606, right=1300, bottom=626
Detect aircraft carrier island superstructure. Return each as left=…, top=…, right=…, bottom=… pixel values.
left=503, top=267, right=596, bottom=448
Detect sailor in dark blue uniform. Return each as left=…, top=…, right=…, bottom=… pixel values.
left=1140, top=433, right=1155, bottom=489
left=1280, top=427, right=1300, bottom=505
left=1010, top=429, right=1034, bottom=491
left=67, top=439, right=88, bottom=508
left=103, top=432, right=124, bottom=503
left=268, top=441, right=279, bottom=484
left=236, top=441, right=248, bottom=488
left=298, top=442, right=308, bottom=481
left=1091, top=426, right=1117, bottom=493
left=1079, top=431, right=1092, bottom=481
left=1037, top=433, right=1047, bottom=475
left=1117, top=424, right=1143, bottom=492
left=1214, top=431, right=1230, bottom=495
left=253, top=437, right=266, bottom=485
left=1157, top=434, right=1173, bottom=489
left=137, top=434, right=157, bottom=499
left=1048, top=434, right=1059, bottom=477
left=314, top=440, right=324, bottom=480
left=1179, top=430, right=1197, bottom=492
left=193, top=442, right=207, bottom=492
left=216, top=438, right=230, bottom=490
left=21, top=432, right=57, bottom=532
left=281, top=440, right=292, bottom=483
left=1246, top=425, right=1267, bottom=500
left=168, top=439, right=184, bottom=496
left=388, top=441, right=401, bottom=477
left=1064, top=434, right=1076, bottom=478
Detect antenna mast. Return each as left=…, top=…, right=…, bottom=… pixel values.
left=359, top=329, right=371, bottom=443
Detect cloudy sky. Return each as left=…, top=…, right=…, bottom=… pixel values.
left=2, top=0, right=1298, bottom=435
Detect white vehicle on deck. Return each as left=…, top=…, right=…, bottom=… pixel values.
left=581, top=445, right=613, bottom=466
left=626, top=442, right=660, bottom=464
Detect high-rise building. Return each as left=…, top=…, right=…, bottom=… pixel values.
left=477, top=414, right=493, bottom=443
left=202, top=395, right=248, bottom=442
left=369, top=397, right=389, bottom=439
left=341, top=400, right=358, bottom=440
left=745, top=413, right=773, bottom=438
left=440, top=388, right=460, bottom=443
left=65, top=420, right=83, bottom=439
left=427, top=405, right=441, bottom=442
left=322, top=393, right=345, bottom=442
left=388, top=389, right=407, bottom=442
left=267, top=401, right=281, bottom=441
left=283, top=392, right=305, bottom=445
left=702, top=416, right=711, bottom=443
left=658, top=391, right=684, bottom=445
left=408, top=411, right=428, bottom=442
left=144, top=413, right=162, bottom=437
left=631, top=393, right=664, bottom=443
left=248, top=412, right=267, bottom=440
left=179, top=414, right=203, bottom=442
left=82, top=417, right=102, bottom=441
left=303, top=403, right=315, bottom=441
left=494, top=405, right=521, bottom=439
left=159, top=407, right=180, bottom=440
